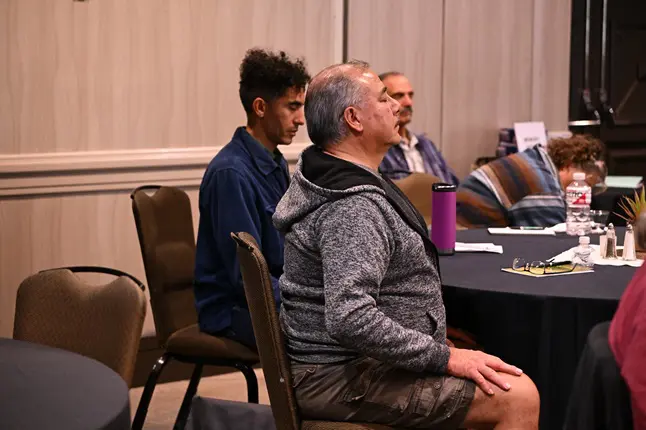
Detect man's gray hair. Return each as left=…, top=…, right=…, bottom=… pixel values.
left=305, top=60, right=371, bottom=148
left=378, top=71, right=403, bottom=82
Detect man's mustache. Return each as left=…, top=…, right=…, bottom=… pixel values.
left=400, top=106, right=413, bottom=115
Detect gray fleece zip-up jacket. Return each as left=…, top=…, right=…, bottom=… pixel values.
left=273, top=146, right=450, bottom=373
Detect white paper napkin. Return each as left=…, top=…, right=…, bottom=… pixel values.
left=550, top=245, right=643, bottom=267
left=547, top=223, right=567, bottom=233
left=488, top=227, right=556, bottom=236
left=455, top=242, right=504, bottom=254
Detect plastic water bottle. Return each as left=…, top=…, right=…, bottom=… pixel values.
left=572, top=236, right=594, bottom=268
left=566, top=172, right=591, bottom=236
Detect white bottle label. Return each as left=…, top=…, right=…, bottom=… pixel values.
left=567, top=189, right=591, bottom=205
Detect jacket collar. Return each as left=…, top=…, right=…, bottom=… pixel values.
left=302, top=147, right=439, bottom=270
left=232, top=126, right=284, bottom=176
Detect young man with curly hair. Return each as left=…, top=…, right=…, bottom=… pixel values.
left=194, top=48, right=310, bottom=349
left=457, top=135, right=606, bottom=227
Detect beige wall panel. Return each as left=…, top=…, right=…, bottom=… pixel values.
left=531, top=0, right=572, bottom=130
left=0, top=154, right=301, bottom=338
left=0, top=0, right=339, bottom=155
left=347, top=0, right=444, bottom=144
left=0, top=189, right=201, bottom=338
left=0, top=0, right=575, bottom=338
left=441, top=0, right=534, bottom=179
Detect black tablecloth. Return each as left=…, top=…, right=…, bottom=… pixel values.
left=0, top=338, right=130, bottom=430
left=441, top=229, right=639, bottom=430
left=187, top=397, right=276, bottom=430
left=563, top=322, right=633, bottom=430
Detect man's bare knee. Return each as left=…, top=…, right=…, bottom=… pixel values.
left=461, top=374, right=540, bottom=429
left=505, top=373, right=540, bottom=414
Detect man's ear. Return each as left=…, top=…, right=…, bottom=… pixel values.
left=343, top=106, right=363, bottom=133
left=252, top=97, right=267, bottom=119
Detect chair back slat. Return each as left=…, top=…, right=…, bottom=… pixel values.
left=233, top=232, right=300, bottom=430
left=13, top=267, right=146, bottom=387
left=131, top=186, right=197, bottom=345
left=392, top=172, right=441, bottom=225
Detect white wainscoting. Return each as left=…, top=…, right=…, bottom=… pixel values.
left=0, top=143, right=310, bottom=197
left=0, top=143, right=309, bottom=337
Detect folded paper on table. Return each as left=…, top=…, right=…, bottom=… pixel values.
left=550, top=245, right=643, bottom=267
left=501, top=266, right=594, bottom=277
left=455, top=242, right=504, bottom=254
left=488, top=227, right=556, bottom=236
left=548, top=223, right=567, bottom=233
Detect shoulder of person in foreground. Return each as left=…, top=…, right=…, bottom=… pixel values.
left=200, top=147, right=258, bottom=197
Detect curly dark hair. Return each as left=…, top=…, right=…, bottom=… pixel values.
left=547, top=134, right=605, bottom=172
left=239, top=48, right=310, bottom=115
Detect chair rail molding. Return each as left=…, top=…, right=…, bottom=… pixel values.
left=0, top=143, right=311, bottom=198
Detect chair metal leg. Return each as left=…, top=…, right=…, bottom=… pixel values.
left=173, top=363, right=203, bottom=430
left=132, top=353, right=171, bottom=430
left=236, top=362, right=259, bottom=404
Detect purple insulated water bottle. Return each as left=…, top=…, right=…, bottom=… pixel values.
left=431, top=183, right=457, bottom=256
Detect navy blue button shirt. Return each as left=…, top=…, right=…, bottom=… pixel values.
left=194, top=127, right=290, bottom=334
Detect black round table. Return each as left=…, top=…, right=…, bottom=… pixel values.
left=440, top=229, right=639, bottom=430
left=0, top=338, right=131, bottom=430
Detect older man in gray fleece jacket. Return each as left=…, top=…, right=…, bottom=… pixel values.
left=273, top=60, right=540, bottom=429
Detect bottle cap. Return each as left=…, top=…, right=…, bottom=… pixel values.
left=432, top=183, right=457, bottom=192
left=579, top=236, right=590, bottom=245
left=573, top=172, right=586, bottom=181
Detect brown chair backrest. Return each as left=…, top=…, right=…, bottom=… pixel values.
left=232, top=232, right=300, bottom=430
left=131, top=185, right=197, bottom=346
left=392, top=172, right=441, bottom=225
left=13, top=267, right=146, bottom=387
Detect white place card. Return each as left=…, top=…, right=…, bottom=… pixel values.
left=514, top=121, right=547, bottom=152
left=604, top=176, right=643, bottom=189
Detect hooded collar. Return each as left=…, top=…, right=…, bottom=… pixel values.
left=294, top=146, right=439, bottom=269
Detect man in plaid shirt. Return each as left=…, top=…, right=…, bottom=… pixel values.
left=378, top=72, right=459, bottom=185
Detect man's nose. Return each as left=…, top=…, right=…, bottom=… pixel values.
left=295, top=109, right=305, bottom=125
left=401, top=94, right=413, bottom=107
left=391, top=97, right=401, bottom=114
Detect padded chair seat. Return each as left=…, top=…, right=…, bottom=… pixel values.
left=166, top=324, right=259, bottom=362
left=302, top=421, right=393, bottom=430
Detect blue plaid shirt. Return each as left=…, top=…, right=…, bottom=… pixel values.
left=379, top=132, right=459, bottom=185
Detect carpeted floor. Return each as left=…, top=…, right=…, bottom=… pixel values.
left=129, top=368, right=270, bottom=429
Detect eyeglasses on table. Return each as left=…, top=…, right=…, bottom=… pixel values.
left=512, top=258, right=578, bottom=275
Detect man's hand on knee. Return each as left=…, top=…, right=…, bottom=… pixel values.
left=446, top=347, right=523, bottom=395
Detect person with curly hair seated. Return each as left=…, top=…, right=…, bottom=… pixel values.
left=457, top=135, right=607, bottom=228
left=194, top=48, right=310, bottom=349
